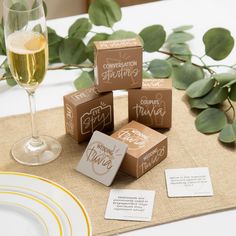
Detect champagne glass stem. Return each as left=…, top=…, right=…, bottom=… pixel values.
left=27, top=91, right=42, bottom=146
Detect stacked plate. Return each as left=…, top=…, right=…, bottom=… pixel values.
left=0, top=172, right=92, bottom=236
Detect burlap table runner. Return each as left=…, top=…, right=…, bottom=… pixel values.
left=0, top=90, right=236, bottom=236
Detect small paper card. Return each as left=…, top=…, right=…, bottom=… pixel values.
left=165, top=167, right=214, bottom=197
left=76, top=131, right=128, bottom=186
left=105, top=189, right=155, bottom=221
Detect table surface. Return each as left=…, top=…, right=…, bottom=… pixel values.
left=1, top=0, right=236, bottom=235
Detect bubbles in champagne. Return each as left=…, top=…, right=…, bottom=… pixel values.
left=7, top=31, right=46, bottom=54
left=6, top=31, right=48, bottom=90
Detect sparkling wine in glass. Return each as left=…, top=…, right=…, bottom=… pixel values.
left=3, top=0, right=62, bottom=165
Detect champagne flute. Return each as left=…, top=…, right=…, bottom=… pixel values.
left=3, top=0, right=62, bottom=165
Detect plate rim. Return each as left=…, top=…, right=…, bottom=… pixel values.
left=0, top=171, right=92, bottom=236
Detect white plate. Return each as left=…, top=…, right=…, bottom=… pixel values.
left=0, top=172, right=92, bottom=236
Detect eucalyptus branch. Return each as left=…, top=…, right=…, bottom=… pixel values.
left=192, top=54, right=208, bottom=67
left=48, top=63, right=94, bottom=71
left=157, top=50, right=215, bottom=75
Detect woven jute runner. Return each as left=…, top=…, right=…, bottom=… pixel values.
left=0, top=90, right=236, bottom=236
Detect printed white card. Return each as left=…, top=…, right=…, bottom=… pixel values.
left=105, top=189, right=155, bottom=221
left=76, top=131, right=128, bottom=186
left=165, top=167, right=214, bottom=197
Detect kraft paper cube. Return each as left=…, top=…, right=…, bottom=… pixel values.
left=64, top=86, right=114, bottom=143
left=111, top=121, right=168, bottom=178
left=94, top=38, right=143, bottom=92
left=128, top=79, right=172, bottom=129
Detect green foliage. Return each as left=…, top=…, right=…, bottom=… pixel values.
left=43, top=1, right=47, bottom=17
left=229, top=84, right=236, bottom=101
left=167, top=32, right=194, bottom=44
left=48, top=28, right=63, bottom=63
left=108, top=30, right=140, bottom=41
left=204, top=86, right=228, bottom=105
left=74, top=71, right=94, bottom=90
left=0, top=23, right=6, bottom=55
left=32, top=1, right=47, bottom=17
left=188, top=97, right=209, bottom=109
left=213, top=73, right=236, bottom=86
left=69, top=18, right=92, bottom=39
left=6, top=77, right=17, bottom=86
left=142, top=70, right=152, bottom=79
left=172, top=63, right=204, bottom=90
left=59, top=38, right=87, bottom=64
left=148, top=59, right=172, bottom=78
left=186, top=78, right=215, bottom=98
left=173, top=25, right=193, bottom=32
left=195, top=108, right=227, bottom=134
left=1, top=0, right=236, bottom=144
left=87, top=33, right=110, bottom=62
left=223, top=79, right=236, bottom=88
left=219, top=123, right=236, bottom=143
left=203, top=28, right=234, bottom=60
left=88, top=0, right=121, bottom=27
left=139, top=25, right=166, bottom=52
left=8, top=2, right=28, bottom=31
left=169, top=44, right=191, bottom=57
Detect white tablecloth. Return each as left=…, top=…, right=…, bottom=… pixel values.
left=1, top=0, right=236, bottom=235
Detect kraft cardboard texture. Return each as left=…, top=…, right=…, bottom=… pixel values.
left=0, top=91, right=236, bottom=236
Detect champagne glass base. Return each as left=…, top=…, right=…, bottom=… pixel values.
left=11, top=136, right=62, bottom=166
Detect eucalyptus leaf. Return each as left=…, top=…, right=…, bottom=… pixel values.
left=148, top=59, right=172, bottom=78
left=167, top=32, right=194, bottom=44
left=48, top=31, right=63, bottom=63
left=219, top=123, right=236, bottom=143
left=59, top=38, right=87, bottom=64
left=223, top=79, right=236, bottom=88
left=87, top=33, right=109, bottom=62
left=188, top=97, right=209, bottom=109
left=69, top=18, right=92, bottom=39
left=48, top=32, right=63, bottom=46
left=203, top=28, right=234, bottom=60
left=204, top=85, right=228, bottom=105
left=32, top=0, right=47, bottom=15
left=195, top=108, right=227, bottom=134
left=142, top=70, right=152, bottom=79
left=74, top=71, right=94, bottom=90
left=32, top=0, right=47, bottom=19
left=186, top=78, right=215, bottom=98
left=33, top=24, right=43, bottom=33
left=213, top=73, right=236, bottom=86
left=4, top=66, right=16, bottom=86
left=139, top=25, right=166, bottom=52
left=172, top=63, right=204, bottom=90
left=173, top=25, right=193, bottom=32
left=6, top=77, right=17, bottom=86
left=49, top=42, right=61, bottom=63
left=47, top=27, right=56, bottom=34
left=88, top=0, right=121, bottom=27
left=0, top=23, right=6, bottom=55
left=43, top=1, right=47, bottom=17
left=167, top=57, right=181, bottom=67
left=7, top=2, right=27, bottom=31
left=229, top=83, right=236, bottom=101
left=108, top=30, right=140, bottom=41
left=169, top=43, right=191, bottom=56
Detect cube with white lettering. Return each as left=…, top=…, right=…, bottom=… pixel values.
left=94, top=38, right=143, bottom=92
left=111, top=121, right=168, bottom=178
left=128, top=79, right=172, bottom=129
left=64, top=86, right=114, bottom=143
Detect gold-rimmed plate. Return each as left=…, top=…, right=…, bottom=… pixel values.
left=0, top=172, right=92, bottom=236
